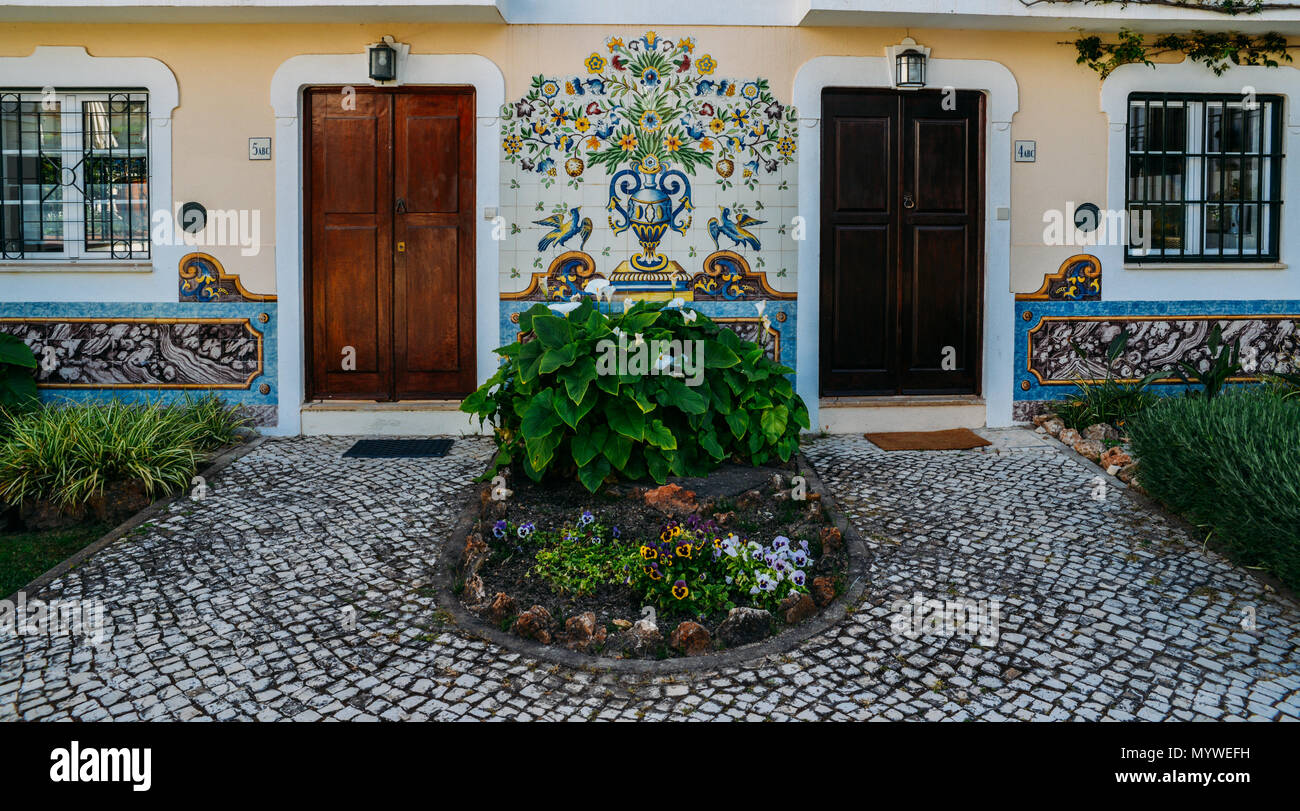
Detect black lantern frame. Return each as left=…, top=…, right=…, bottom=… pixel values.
left=369, top=41, right=397, bottom=82
left=895, top=49, right=927, bottom=89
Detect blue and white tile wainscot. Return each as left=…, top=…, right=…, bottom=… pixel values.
left=0, top=301, right=279, bottom=427
left=1013, top=299, right=1300, bottom=422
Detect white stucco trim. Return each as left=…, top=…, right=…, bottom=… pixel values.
left=792, top=56, right=1020, bottom=429
left=0, top=46, right=180, bottom=301
left=1099, top=61, right=1300, bottom=303
left=269, top=50, right=504, bottom=435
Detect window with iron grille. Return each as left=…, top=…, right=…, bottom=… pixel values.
left=0, top=90, right=150, bottom=260
left=1127, top=92, right=1284, bottom=262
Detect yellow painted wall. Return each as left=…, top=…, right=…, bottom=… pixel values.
left=0, top=23, right=1205, bottom=295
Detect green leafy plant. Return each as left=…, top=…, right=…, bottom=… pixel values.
left=1129, top=388, right=1300, bottom=591
left=462, top=300, right=809, bottom=492
left=0, top=332, right=39, bottom=410
left=0, top=397, right=247, bottom=508
left=529, top=515, right=640, bottom=597
left=1069, top=27, right=1294, bottom=78
left=1055, top=327, right=1164, bottom=430
left=1174, top=324, right=1243, bottom=398
left=176, top=393, right=250, bottom=451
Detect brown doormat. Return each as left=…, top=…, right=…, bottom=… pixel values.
left=864, top=428, right=992, bottom=451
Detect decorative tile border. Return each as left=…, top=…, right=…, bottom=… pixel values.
left=1016, top=254, right=1102, bottom=302
left=178, top=252, right=277, bottom=303
left=0, top=302, right=278, bottom=425
left=499, top=300, right=795, bottom=367
left=1014, top=299, right=1300, bottom=404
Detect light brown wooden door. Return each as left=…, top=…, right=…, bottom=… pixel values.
left=306, top=86, right=476, bottom=401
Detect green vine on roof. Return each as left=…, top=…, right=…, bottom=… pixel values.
left=1069, top=28, right=1295, bottom=77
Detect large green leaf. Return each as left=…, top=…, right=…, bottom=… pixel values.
left=0, top=334, right=37, bottom=369
left=607, top=398, right=645, bottom=441
left=517, top=340, right=546, bottom=383
left=645, top=418, right=677, bottom=450
left=699, top=427, right=725, bottom=460
left=703, top=340, right=740, bottom=369
left=571, top=423, right=609, bottom=467
left=725, top=409, right=749, bottom=439
left=760, top=404, right=789, bottom=442
left=521, top=389, right=560, bottom=440
left=559, top=359, right=598, bottom=403
left=539, top=344, right=578, bottom=374
left=554, top=384, right=599, bottom=430
left=531, top=314, right=573, bottom=348
left=602, top=431, right=633, bottom=470
left=577, top=456, right=612, bottom=493
left=656, top=377, right=708, bottom=414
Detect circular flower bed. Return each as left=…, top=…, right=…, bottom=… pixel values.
left=445, top=462, right=854, bottom=662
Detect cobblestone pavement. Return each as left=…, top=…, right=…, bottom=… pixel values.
left=3, top=432, right=1298, bottom=722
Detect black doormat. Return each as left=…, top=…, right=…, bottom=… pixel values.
left=342, top=439, right=454, bottom=459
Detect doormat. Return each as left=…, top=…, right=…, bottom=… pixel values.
left=343, top=439, right=454, bottom=459
left=864, top=428, right=991, bottom=451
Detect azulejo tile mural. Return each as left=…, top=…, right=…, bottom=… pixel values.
left=498, top=31, right=799, bottom=357
left=0, top=302, right=278, bottom=426
left=1013, top=299, right=1300, bottom=420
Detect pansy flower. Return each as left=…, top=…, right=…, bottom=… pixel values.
left=672, top=580, right=689, bottom=600
left=675, top=541, right=693, bottom=559
left=517, top=522, right=535, bottom=539
left=645, top=564, right=662, bottom=581
left=640, top=545, right=658, bottom=561
left=492, top=519, right=507, bottom=539
left=791, top=570, right=807, bottom=588
left=578, top=510, right=595, bottom=526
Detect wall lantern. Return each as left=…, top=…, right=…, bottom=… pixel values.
left=888, top=37, right=931, bottom=90
left=369, top=39, right=396, bottom=82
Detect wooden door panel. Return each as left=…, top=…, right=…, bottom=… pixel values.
left=829, top=224, right=893, bottom=379
left=401, top=223, right=460, bottom=372
left=821, top=89, right=898, bottom=396
left=905, top=225, right=973, bottom=388
left=307, top=89, right=392, bottom=400
left=393, top=89, right=476, bottom=399
left=400, top=113, right=460, bottom=213
left=834, top=118, right=892, bottom=214
left=900, top=92, right=982, bottom=394
left=910, top=119, right=970, bottom=213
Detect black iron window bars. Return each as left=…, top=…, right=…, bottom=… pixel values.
left=1127, top=92, right=1284, bottom=263
left=0, top=90, right=150, bottom=260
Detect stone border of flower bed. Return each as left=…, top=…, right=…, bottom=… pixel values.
left=432, top=453, right=870, bottom=674
left=3, top=432, right=265, bottom=604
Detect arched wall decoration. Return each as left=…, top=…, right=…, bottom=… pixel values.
left=178, top=252, right=277, bottom=303
left=1017, top=254, right=1102, bottom=302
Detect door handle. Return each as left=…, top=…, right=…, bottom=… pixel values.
left=395, top=198, right=407, bottom=214
left=903, top=193, right=916, bottom=210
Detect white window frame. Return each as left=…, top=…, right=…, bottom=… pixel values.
left=0, top=47, right=176, bottom=279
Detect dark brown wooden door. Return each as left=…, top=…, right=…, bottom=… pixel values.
left=820, top=88, right=983, bottom=396
left=306, top=86, right=476, bottom=401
